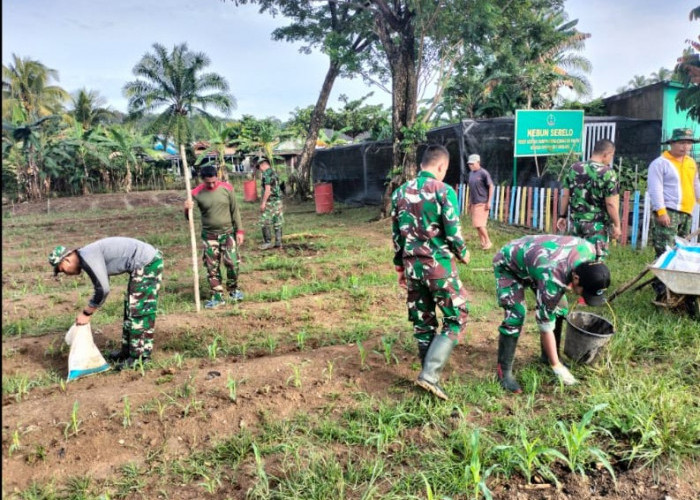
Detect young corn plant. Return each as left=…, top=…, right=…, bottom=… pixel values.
left=379, top=335, right=398, bottom=365
left=296, top=330, right=308, bottom=351
left=122, top=396, right=132, bottom=428
left=357, top=342, right=368, bottom=371
left=226, top=374, right=239, bottom=402
left=323, top=360, right=334, bottom=384
left=265, top=335, right=278, bottom=354
left=251, top=443, right=270, bottom=497
left=464, top=429, right=497, bottom=500
left=551, top=404, right=616, bottom=481
left=493, top=428, right=558, bottom=484
left=64, top=401, right=82, bottom=438
left=207, top=336, right=221, bottom=361
left=9, top=429, right=21, bottom=456
left=287, top=363, right=304, bottom=389
left=173, top=352, right=184, bottom=369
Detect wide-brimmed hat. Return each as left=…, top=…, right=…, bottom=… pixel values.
left=48, top=245, right=72, bottom=276
left=662, top=128, right=699, bottom=144
left=574, top=261, right=611, bottom=307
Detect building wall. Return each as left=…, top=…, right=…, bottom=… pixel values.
left=604, top=86, right=664, bottom=120
left=662, top=86, right=700, bottom=140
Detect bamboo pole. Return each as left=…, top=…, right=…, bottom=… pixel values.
left=181, top=143, right=201, bottom=312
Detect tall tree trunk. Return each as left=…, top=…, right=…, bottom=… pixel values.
left=181, top=143, right=201, bottom=312
left=295, top=62, right=341, bottom=200
left=377, top=9, right=419, bottom=218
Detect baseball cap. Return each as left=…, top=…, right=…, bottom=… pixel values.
left=256, top=156, right=270, bottom=166
left=574, top=261, right=611, bottom=307
left=467, top=154, right=480, bottom=164
left=199, top=165, right=218, bottom=178
left=48, top=245, right=72, bottom=276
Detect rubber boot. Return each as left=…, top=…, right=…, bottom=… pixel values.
left=274, top=227, right=283, bottom=248
left=540, top=316, right=563, bottom=365
left=415, top=335, right=455, bottom=400
left=259, top=226, right=273, bottom=250
left=417, top=339, right=432, bottom=367
left=497, top=334, right=522, bottom=393
left=108, top=343, right=130, bottom=362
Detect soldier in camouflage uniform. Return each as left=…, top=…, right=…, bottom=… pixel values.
left=493, top=235, right=611, bottom=392
left=392, top=144, right=471, bottom=400
left=557, top=139, right=621, bottom=254
left=647, top=128, right=700, bottom=298
left=49, top=237, right=163, bottom=370
left=184, top=165, right=245, bottom=309
left=257, top=157, right=284, bottom=250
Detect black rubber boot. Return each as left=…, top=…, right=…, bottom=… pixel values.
left=260, top=227, right=273, bottom=250
left=540, top=316, right=564, bottom=365
left=497, top=334, right=522, bottom=393
left=274, top=227, right=283, bottom=248
left=108, top=344, right=130, bottom=362
left=415, top=335, right=455, bottom=400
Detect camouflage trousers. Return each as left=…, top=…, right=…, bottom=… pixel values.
left=651, top=209, right=691, bottom=258
left=405, top=274, right=469, bottom=344
left=260, top=199, right=284, bottom=230
left=122, top=250, right=163, bottom=359
left=202, top=230, right=240, bottom=301
left=494, top=264, right=567, bottom=337
left=571, top=219, right=609, bottom=256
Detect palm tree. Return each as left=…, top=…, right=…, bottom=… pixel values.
left=2, top=54, right=69, bottom=122
left=68, top=88, right=116, bottom=131
left=123, top=42, right=234, bottom=312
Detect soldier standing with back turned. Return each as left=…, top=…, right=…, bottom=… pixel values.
left=391, top=144, right=471, bottom=401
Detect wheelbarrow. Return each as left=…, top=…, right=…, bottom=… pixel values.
left=608, top=229, right=700, bottom=318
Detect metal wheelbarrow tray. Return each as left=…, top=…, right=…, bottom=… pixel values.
left=649, top=267, right=700, bottom=296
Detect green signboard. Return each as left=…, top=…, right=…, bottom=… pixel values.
left=514, top=110, right=584, bottom=157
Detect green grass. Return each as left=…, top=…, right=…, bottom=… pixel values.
left=3, top=193, right=699, bottom=498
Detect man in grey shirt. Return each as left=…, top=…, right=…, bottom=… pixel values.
left=467, top=154, right=495, bottom=250
left=49, top=237, right=163, bottom=369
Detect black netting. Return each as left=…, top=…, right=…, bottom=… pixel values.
left=311, top=117, right=662, bottom=205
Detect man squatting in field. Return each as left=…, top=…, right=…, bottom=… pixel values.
left=49, top=237, right=163, bottom=370
left=256, top=157, right=285, bottom=250
left=557, top=139, right=621, bottom=255
left=493, top=235, right=611, bottom=392
left=184, top=164, right=245, bottom=310
left=391, top=144, right=470, bottom=401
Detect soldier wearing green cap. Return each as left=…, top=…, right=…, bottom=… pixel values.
left=648, top=128, right=700, bottom=298
left=256, top=157, right=284, bottom=250
left=49, top=237, right=163, bottom=370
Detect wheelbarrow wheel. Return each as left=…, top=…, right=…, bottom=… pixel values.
left=684, top=295, right=700, bottom=320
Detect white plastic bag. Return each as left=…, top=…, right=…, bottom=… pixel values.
left=64, top=323, right=111, bottom=382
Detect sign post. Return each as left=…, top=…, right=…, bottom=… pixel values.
left=513, top=110, right=584, bottom=185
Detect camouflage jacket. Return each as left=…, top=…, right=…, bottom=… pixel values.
left=391, top=171, right=468, bottom=279
left=261, top=168, right=282, bottom=201
left=493, top=235, right=599, bottom=330
left=563, top=160, right=619, bottom=222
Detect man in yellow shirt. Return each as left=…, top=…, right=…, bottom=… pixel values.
left=648, top=128, right=700, bottom=297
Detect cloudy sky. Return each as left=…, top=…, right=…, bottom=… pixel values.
left=2, top=0, right=697, bottom=121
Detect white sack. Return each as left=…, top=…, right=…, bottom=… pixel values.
left=654, top=237, right=700, bottom=273
left=64, top=323, right=110, bottom=382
